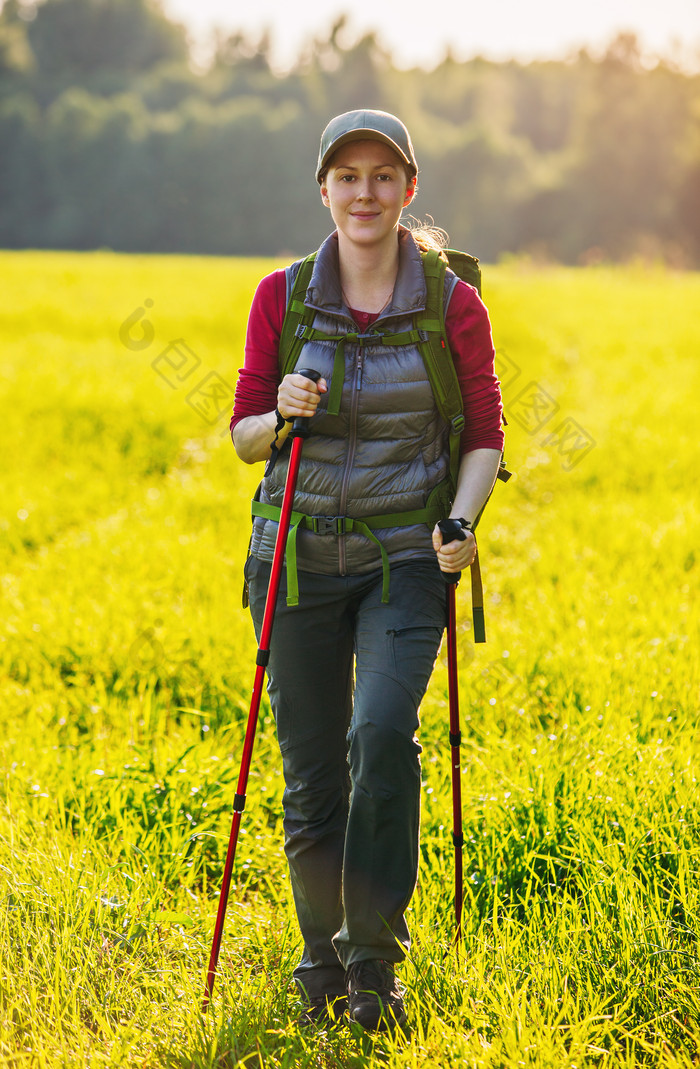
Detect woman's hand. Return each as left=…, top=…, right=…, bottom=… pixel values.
left=233, top=373, right=328, bottom=464
left=277, top=373, right=328, bottom=420
left=432, top=523, right=477, bottom=573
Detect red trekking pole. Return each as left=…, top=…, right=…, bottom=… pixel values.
left=437, top=518, right=469, bottom=944
left=202, top=369, right=321, bottom=1011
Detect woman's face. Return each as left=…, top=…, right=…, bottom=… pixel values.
left=320, top=140, right=416, bottom=249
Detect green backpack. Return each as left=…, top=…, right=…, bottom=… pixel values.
left=261, top=246, right=510, bottom=640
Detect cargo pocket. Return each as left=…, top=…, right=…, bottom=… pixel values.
left=386, top=625, right=444, bottom=704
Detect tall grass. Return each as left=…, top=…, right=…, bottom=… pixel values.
left=1, top=250, right=699, bottom=1067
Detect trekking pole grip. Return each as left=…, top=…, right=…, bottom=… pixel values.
left=437, top=518, right=468, bottom=586
left=292, top=369, right=321, bottom=439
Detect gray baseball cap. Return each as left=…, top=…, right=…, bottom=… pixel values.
left=316, top=109, right=418, bottom=184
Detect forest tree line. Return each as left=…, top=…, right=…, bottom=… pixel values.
left=1, top=0, right=699, bottom=263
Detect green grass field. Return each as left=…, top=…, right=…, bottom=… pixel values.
left=1, top=250, right=699, bottom=1068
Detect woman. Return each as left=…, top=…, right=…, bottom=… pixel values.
left=231, top=109, right=504, bottom=1031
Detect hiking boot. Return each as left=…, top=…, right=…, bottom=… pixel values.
left=346, top=959, right=407, bottom=1031
left=298, top=993, right=347, bottom=1028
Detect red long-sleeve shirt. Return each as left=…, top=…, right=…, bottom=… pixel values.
left=231, top=268, right=504, bottom=454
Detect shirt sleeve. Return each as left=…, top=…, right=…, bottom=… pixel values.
left=445, top=280, right=505, bottom=454
left=230, top=268, right=287, bottom=434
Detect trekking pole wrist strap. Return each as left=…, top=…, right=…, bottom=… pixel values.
left=274, top=407, right=293, bottom=429
left=266, top=409, right=294, bottom=477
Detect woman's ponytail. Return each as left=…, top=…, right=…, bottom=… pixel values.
left=404, top=216, right=450, bottom=263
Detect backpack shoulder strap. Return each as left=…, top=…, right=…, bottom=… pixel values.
left=279, top=252, right=317, bottom=379
left=415, top=250, right=465, bottom=496
left=418, top=246, right=511, bottom=493
left=439, top=248, right=512, bottom=488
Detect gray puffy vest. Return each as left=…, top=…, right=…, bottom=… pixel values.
left=249, top=227, right=459, bottom=581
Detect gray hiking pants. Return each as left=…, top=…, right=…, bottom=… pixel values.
left=246, top=553, right=447, bottom=999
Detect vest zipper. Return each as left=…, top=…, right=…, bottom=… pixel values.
left=337, top=348, right=364, bottom=575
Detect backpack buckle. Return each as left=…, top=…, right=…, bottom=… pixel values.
left=451, top=414, right=466, bottom=434
left=311, top=515, right=347, bottom=535
left=357, top=332, right=382, bottom=346
left=418, top=329, right=429, bottom=343
left=294, top=324, right=308, bottom=340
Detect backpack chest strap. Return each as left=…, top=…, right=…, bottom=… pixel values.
left=293, top=323, right=438, bottom=416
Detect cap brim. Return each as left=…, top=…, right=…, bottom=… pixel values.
left=317, top=130, right=416, bottom=183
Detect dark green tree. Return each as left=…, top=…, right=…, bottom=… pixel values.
left=557, top=35, right=689, bottom=260
left=0, top=5, right=699, bottom=263
left=0, top=93, right=46, bottom=245
left=26, top=0, right=188, bottom=101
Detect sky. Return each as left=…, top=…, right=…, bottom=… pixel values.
left=161, top=0, right=700, bottom=71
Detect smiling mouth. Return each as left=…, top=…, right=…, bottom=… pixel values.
left=351, top=212, right=379, bottom=219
